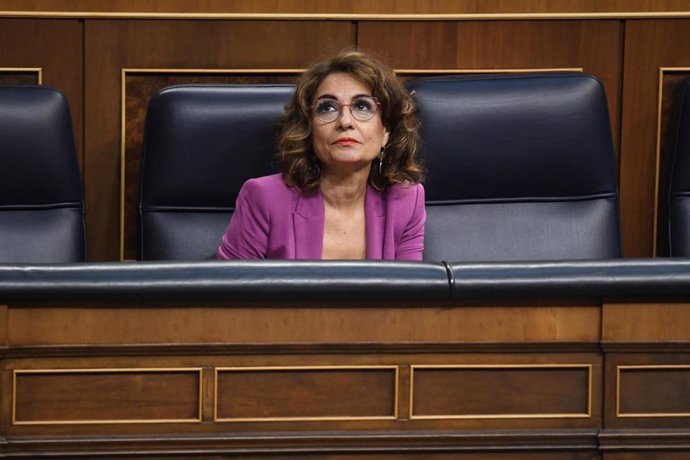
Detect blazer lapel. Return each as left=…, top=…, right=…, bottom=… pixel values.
left=294, top=189, right=325, bottom=259
left=365, top=185, right=386, bottom=259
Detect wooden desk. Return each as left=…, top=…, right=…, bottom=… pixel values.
left=1, top=260, right=689, bottom=459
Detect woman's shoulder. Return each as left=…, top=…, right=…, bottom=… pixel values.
left=241, top=173, right=292, bottom=196
left=385, top=181, right=425, bottom=200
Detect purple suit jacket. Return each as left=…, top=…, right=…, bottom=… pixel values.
left=217, top=173, right=425, bottom=260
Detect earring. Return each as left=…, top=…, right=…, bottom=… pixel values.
left=378, top=147, right=385, bottom=174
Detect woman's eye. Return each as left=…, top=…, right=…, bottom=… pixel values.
left=316, top=101, right=339, bottom=113
left=353, top=99, right=373, bottom=111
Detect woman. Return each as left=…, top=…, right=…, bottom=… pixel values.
left=216, top=49, right=425, bottom=260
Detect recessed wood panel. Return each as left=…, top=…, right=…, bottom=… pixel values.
left=215, top=366, right=397, bottom=421
left=655, top=69, right=690, bottom=255
left=411, top=365, right=591, bottom=419
left=618, top=365, right=690, bottom=417
left=621, top=19, right=690, bottom=256
left=13, top=368, right=201, bottom=424
left=0, top=68, right=40, bottom=84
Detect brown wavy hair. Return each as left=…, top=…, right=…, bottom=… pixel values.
left=278, top=49, right=423, bottom=193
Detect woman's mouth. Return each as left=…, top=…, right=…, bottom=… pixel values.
left=334, top=137, right=359, bottom=146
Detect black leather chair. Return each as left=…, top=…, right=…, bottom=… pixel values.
left=139, top=84, right=294, bottom=260
left=669, top=78, right=690, bottom=257
left=408, top=73, right=622, bottom=262
left=0, top=85, right=85, bottom=263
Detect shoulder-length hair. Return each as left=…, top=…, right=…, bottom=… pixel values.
left=278, top=49, right=423, bottom=193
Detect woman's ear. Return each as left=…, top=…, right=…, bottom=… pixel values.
left=382, top=129, right=390, bottom=149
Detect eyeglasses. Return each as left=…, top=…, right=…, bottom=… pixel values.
left=311, top=96, right=381, bottom=123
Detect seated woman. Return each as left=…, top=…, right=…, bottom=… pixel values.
left=216, top=49, right=425, bottom=260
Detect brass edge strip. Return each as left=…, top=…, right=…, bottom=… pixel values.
left=394, top=365, right=400, bottom=419
left=12, top=367, right=203, bottom=425
left=410, top=364, right=592, bottom=420
left=617, top=364, right=690, bottom=418
left=654, top=67, right=690, bottom=256
left=4, top=11, right=690, bottom=20
left=120, top=68, right=126, bottom=261
left=215, top=365, right=398, bottom=422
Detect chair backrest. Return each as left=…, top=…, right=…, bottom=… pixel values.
left=669, top=78, right=690, bottom=257
left=408, top=73, right=621, bottom=262
left=0, top=85, right=85, bottom=263
left=139, top=84, right=294, bottom=260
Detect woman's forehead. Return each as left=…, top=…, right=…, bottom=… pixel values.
left=314, top=72, right=372, bottom=99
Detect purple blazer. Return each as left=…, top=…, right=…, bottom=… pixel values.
left=217, top=173, right=425, bottom=260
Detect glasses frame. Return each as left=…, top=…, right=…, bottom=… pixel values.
left=310, top=96, right=381, bottom=123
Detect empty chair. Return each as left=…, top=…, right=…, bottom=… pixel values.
left=139, top=84, right=293, bottom=260
left=669, top=77, right=690, bottom=257
left=408, top=73, right=621, bottom=262
left=0, top=85, right=85, bottom=263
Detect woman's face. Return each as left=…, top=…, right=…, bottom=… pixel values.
left=311, top=72, right=390, bottom=177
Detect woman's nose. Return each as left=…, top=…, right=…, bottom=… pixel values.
left=335, top=106, right=355, bottom=128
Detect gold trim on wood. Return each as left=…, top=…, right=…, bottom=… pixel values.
left=4, top=11, right=690, bottom=20
left=654, top=67, right=690, bottom=256
left=0, top=67, right=42, bottom=84
left=119, top=67, right=303, bottom=260
left=616, top=364, right=690, bottom=418
left=12, top=367, right=203, bottom=425
left=409, top=364, right=593, bottom=420
left=214, top=365, right=399, bottom=422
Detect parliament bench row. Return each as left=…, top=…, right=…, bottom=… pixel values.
left=1, top=73, right=689, bottom=263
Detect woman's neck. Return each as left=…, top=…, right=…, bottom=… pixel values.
left=320, top=168, right=369, bottom=210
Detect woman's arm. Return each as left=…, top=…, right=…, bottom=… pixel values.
left=395, top=183, right=426, bottom=261
left=216, top=179, right=270, bottom=259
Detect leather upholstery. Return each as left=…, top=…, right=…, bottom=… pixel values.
left=669, top=78, right=690, bottom=256
left=0, top=86, right=85, bottom=263
left=408, top=74, right=622, bottom=262
left=1, top=259, right=690, bottom=304
left=139, top=84, right=294, bottom=260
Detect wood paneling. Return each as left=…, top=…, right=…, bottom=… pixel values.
left=620, top=19, right=690, bottom=256
left=617, top=366, right=690, bottom=416
left=215, top=367, right=396, bottom=420
left=411, top=365, right=591, bottom=419
left=85, top=20, right=353, bottom=260
left=7, top=305, right=599, bottom=346
left=604, top=353, right=690, bottom=430
left=13, top=368, right=201, bottom=424
left=359, top=20, right=622, bottom=156
left=602, top=302, right=690, bottom=342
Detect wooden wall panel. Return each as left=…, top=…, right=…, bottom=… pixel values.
left=84, top=20, right=353, bottom=260
left=411, top=365, right=591, bottom=419
left=13, top=368, right=201, bottom=424
left=215, top=367, right=397, bottom=421
left=620, top=19, right=690, bottom=257
left=0, top=18, right=83, bottom=167
left=358, top=20, right=623, bottom=166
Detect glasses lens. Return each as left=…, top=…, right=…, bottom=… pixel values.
left=350, top=96, right=378, bottom=121
left=313, top=99, right=341, bottom=123
left=312, top=96, right=379, bottom=123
